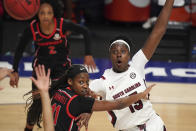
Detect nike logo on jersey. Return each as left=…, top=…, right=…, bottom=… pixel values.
left=80, top=66, right=86, bottom=71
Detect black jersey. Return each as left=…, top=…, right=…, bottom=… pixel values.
left=13, top=18, right=92, bottom=72
left=51, top=87, right=95, bottom=131
left=30, top=18, right=69, bottom=62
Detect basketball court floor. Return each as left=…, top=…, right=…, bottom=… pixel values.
left=0, top=79, right=196, bottom=131
left=0, top=59, right=196, bottom=131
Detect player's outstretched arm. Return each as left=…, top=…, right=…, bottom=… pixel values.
left=84, top=55, right=96, bottom=72
left=31, top=65, right=54, bottom=131
left=92, top=84, right=155, bottom=111
left=62, top=20, right=96, bottom=72
left=142, top=0, right=175, bottom=60
left=10, top=27, right=32, bottom=88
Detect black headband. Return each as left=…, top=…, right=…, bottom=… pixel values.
left=67, top=64, right=88, bottom=79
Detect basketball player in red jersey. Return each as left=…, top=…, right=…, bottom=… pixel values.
left=9, top=0, right=96, bottom=130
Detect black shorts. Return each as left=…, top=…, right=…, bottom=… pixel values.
left=32, top=59, right=71, bottom=90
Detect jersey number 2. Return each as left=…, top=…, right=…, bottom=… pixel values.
left=48, top=46, right=57, bottom=55
left=129, top=91, right=143, bottom=113
left=52, top=103, right=61, bottom=125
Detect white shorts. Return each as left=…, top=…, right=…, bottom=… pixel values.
left=119, top=113, right=166, bottom=131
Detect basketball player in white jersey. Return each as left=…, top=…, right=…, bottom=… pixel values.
left=89, top=0, right=174, bottom=130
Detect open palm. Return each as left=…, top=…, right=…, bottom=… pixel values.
left=31, top=65, right=51, bottom=92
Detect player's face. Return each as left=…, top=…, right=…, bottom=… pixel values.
left=69, top=73, right=90, bottom=96
left=110, top=43, right=130, bottom=73
left=38, top=3, right=54, bottom=25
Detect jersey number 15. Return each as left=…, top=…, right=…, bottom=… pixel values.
left=129, top=91, right=143, bottom=113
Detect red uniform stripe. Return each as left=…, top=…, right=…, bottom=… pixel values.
left=58, top=89, right=72, bottom=98
left=30, top=20, right=37, bottom=41
left=37, top=18, right=57, bottom=39
left=101, top=76, right=106, bottom=80
left=68, top=119, right=74, bottom=131
left=108, top=111, right=117, bottom=127
left=66, top=95, right=78, bottom=119
left=60, top=18, right=66, bottom=38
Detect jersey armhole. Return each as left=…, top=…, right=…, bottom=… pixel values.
left=101, top=76, right=106, bottom=80
left=66, top=95, right=78, bottom=119
left=30, top=20, right=37, bottom=41
left=60, top=18, right=66, bottom=38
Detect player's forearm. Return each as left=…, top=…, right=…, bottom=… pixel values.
left=13, top=29, right=32, bottom=72
left=83, top=29, right=92, bottom=55
left=0, top=69, right=8, bottom=80
left=75, top=24, right=92, bottom=55
left=114, top=92, right=145, bottom=110
left=92, top=92, right=145, bottom=111
left=0, top=68, right=13, bottom=80
left=156, top=0, right=174, bottom=28
left=151, top=0, right=174, bottom=36
left=40, top=91, right=55, bottom=131
left=142, top=0, right=174, bottom=60
left=0, top=74, right=7, bottom=81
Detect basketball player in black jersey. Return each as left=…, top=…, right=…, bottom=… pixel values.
left=32, top=64, right=153, bottom=131
left=9, top=0, right=96, bottom=130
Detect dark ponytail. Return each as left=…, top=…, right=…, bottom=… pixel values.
left=49, top=71, right=69, bottom=98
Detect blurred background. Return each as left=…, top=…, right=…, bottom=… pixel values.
left=0, top=0, right=196, bottom=62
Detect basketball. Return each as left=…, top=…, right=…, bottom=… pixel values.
left=3, top=0, right=40, bottom=20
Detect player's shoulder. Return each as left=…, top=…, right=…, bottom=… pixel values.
left=30, top=19, right=38, bottom=25
left=102, top=68, right=113, bottom=78
left=132, top=49, right=148, bottom=62
left=29, top=19, right=38, bottom=32
left=58, top=87, right=77, bottom=98
left=58, top=17, right=72, bottom=24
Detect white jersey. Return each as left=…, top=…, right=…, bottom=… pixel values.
left=90, top=50, right=156, bottom=130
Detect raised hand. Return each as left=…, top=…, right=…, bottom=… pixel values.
left=31, top=65, right=51, bottom=92
left=84, top=55, right=96, bottom=73
left=75, top=113, right=92, bottom=131
left=31, top=65, right=54, bottom=131
left=142, top=84, right=156, bottom=100
left=9, top=71, right=19, bottom=88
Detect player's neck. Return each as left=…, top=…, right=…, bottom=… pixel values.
left=113, top=66, right=129, bottom=73
left=40, top=20, right=55, bottom=35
